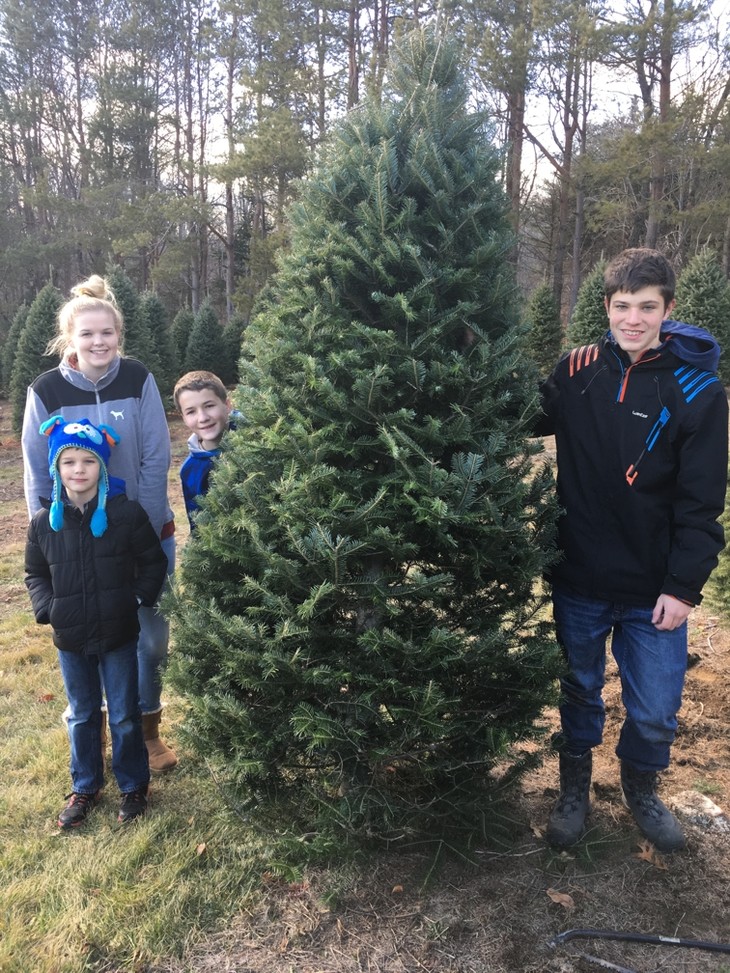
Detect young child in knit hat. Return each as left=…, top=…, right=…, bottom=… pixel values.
left=24, top=416, right=167, bottom=829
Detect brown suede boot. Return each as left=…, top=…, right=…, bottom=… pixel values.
left=142, top=710, right=178, bottom=772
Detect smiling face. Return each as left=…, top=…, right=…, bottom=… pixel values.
left=57, top=447, right=102, bottom=509
left=69, top=309, right=121, bottom=380
left=177, top=387, right=230, bottom=451
left=605, top=285, right=675, bottom=364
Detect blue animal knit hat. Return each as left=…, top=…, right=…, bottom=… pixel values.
left=40, top=416, right=120, bottom=537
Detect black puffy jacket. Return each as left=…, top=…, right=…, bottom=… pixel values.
left=537, top=322, right=728, bottom=606
left=25, top=492, right=167, bottom=655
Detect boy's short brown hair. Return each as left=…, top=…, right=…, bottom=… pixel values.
left=173, top=371, right=228, bottom=409
left=604, top=248, right=676, bottom=307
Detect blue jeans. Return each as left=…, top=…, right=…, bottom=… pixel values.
left=552, top=585, right=688, bottom=772
left=58, top=641, right=149, bottom=794
left=137, top=534, right=175, bottom=714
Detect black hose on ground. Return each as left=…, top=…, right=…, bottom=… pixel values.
left=550, top=928, right=730, bottom=954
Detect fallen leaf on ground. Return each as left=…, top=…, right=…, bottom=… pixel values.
left=635, top=840, right=668, bottom=869
left=530, top=820, right=544, bottom=838
left=546, top=887, right=575, bottom=909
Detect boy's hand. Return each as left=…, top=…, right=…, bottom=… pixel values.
left=652, top=593, right=692, bottom=631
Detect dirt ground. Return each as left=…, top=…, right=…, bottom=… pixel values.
left=2, top=398, right=729, bottom=973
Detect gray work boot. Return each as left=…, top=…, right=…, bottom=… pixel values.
left=546, top=750, right=592, bottom=848
left=620, top=761, right=685, bottom=852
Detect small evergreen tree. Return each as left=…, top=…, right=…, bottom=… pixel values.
left=674, top=250, right=730, bottom=386
left=167, top=27, right=561, bottom=848
left=524, top=282, right=563, bottom=375
left=220, top=313, right=247, bottom=385
left=565, top=262, right=607, bottom=348
left=1, top=303, right=28, bottom=394
left=10, top=285, right=62, bottom=433
left=137, top=292, right=176, bottom=396
left=171, top=308, right=195, bottom=371
left=184, top=301, right=226, bottom=374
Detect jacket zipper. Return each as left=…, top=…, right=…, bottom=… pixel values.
left=614, top=350, right=670, bottom=486
left=625, top=406, right=672, bottom=485
left=616, top=350, right=662, bottom=403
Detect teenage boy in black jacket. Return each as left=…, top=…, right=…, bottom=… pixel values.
left=537, top=248, right=728, bottom=852
left=25, top=416, right=167, bottom=829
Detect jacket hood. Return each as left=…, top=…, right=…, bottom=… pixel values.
left=186, top=433, right=222, bottom=458
left=660, top=319, right=721, bottom=372
left=107, top=475, right=127, bottom=499
left=186, top=415, right=241, bottom=457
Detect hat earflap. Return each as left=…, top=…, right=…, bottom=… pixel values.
left=90, top=468, right=109, bottom=538
left=49, top=469, right=65, bottom=532
left=42, top=416, right=69, bottom=532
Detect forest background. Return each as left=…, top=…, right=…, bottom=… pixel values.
left=0, top=0, right=728, bottom=346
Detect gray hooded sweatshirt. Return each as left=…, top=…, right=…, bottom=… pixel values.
left=22, top=355, right=173, bottom=537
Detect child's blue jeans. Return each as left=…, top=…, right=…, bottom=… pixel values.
left=552, top=584, right=688, bottom=772
left=58, top=640, right=149, bottom=794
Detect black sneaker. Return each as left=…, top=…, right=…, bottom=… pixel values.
left=58, top=791, right=101, bottom=829
left=118, top=787, right=148, bottom=823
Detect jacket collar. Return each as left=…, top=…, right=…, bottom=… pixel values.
left=58, top=354, right=122, bottom=390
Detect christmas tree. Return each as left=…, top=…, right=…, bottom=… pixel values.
left=565, top=262, right=607, bottom=349
left=525, top=282, right=563, bottom=376
left=1, top=303, right=28, bottom=394
left=168, top=27, right=561, bottom=845
left=137, top=291, right=176, bottom=396
left=184, top=301, right=226, bottom=374
left=107, top=266, right=157, bottom=374
left=220, top=313, right=248, bottom=385
left=696, top=253, right=730, bottom=614
left=10, top=285, right=62, bottom=434
left=674, top=250, right=730, bottom=386
left=171, top=308, right=194, bottom=371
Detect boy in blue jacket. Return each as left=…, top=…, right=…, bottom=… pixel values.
left=174, top=371, right=237, bottom=531
left=25, top=417, right=167, bottom=828
left=537, top=248, right=728, bottom=852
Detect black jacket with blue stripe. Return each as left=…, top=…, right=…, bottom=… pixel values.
left=537, top=321, right=728, bottom=606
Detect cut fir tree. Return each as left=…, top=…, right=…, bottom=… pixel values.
left=167, top=26, right=562, bottom=848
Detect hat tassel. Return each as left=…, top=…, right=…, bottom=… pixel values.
left=90, top=472, right=109, bottom=538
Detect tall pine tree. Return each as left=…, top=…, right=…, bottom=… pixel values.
left=167, top=27, right=561, bottom=845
